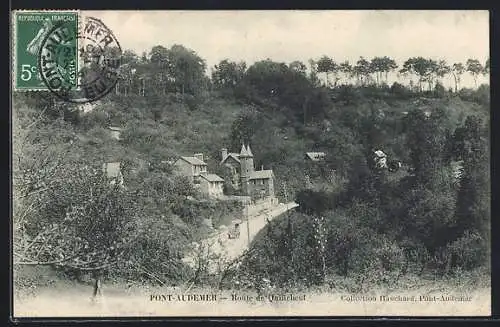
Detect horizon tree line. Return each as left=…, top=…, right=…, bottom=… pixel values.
left=114, top=45, right=489, bottom=97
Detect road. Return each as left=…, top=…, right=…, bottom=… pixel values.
left=182, top=202, right=298, bottom=272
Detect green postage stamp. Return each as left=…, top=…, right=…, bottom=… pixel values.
left=12, top=10, right=80, bottom=91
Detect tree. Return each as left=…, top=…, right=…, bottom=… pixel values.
left=149, top=45, right=170, bottom=95
left=400, top=57, right=440, bottom=92
left=228, top=109, right=263, bottom=150
left=353, top=57, right=371, bottom=86
left=451, top=63, right=465, bottom=92
left=403, top=108, right=451, bottom=185
left=241, top=59, right=328, bottom=124
left=316, top=56, right=336, bottom=87
left=368, top=56, right=397, bottom=87
left=289, top=61, right=307, bottom=75
left=212, top=59, right=247, bottom=90
left=382, top=56, right=398, bottom=84
left=307, top=59, right=321, bottom=87
left=116, top=50, right=140, bottom=95
left=453, top=115, right=489, bottom=256
left=435, top=59, right=451, bottom=86
left=338, top=61, right=352, bottom=85
left=167, top=44, right=207, bottom=95
left=466, top=58, right=483, bottom=88
left=483, top=57, right=490, bottom=75
left=13, top=105, right=136, bottom=274
left=370, top=57, right=385, bottom=86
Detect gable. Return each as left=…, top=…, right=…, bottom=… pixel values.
left=223, top=155, right=240, bottom=166
left=305, top=152, right=326, bottom=161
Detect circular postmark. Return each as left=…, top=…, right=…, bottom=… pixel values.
left=38, top=16, right=122, bottom=103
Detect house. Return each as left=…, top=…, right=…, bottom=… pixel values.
left=220, top=148, right=243, bottom=188
left=174, top=153, right=225, bottom=199
left=199, top=173, right=224, bottom=198
left=374, top=150, right=388, bottom=169
left=108, top=126, right=123, bottom=140
left=102, top=162, right=124, bottom=187
left=220, top=144, right=275, bottom=200
left=173, top=153, right=207, bottom=183
left=305, top=152, right=326, bottom=162
left=451, top=160, right=464, bottom=180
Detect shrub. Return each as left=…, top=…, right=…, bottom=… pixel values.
left=447, top=231, right=488, bottom=271
left=390, top=82, right=412, bottom=99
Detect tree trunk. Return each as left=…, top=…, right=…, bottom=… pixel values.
left=303, top=95, right=309, bottom=125
left=91, top=270, right=103, bottom=301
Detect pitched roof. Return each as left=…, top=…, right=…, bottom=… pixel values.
left=179, top=156, right=207, bottom=165
left=102, top=162, right=121, bottom=178
left=246, top=144, right=253, bottom=157
left=305, top=152, right=326, bottom=161
left=374, top=150, right=387, bottom=158
left=221, top=153, right=240, bottom=164
left=249, top=170, right=273, bottom=180
left=200, top=173, right=224, bottom=182
left=240, top=144, right=248, bottom=157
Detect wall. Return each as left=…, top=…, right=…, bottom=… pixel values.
left=199, top=179, right=224, bottom=198
left=222, top=157, right=241, bottom=187
left=174, top=160, right=194, bottom=182
left=248, top=177, right=274, bottom=199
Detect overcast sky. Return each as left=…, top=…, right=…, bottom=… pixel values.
left=85, top=10, right=489, bottom=87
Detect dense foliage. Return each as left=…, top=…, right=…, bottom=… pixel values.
left=13, top=46, right=490, bottom=289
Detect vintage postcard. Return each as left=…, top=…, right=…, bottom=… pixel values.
left=11, top=10, right=490, bottom=317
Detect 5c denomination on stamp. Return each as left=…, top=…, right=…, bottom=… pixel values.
left=13, top=10, right=79, bottom=91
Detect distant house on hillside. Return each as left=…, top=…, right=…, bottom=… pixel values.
left=174, top=153, right=208, bottom=183
left=199, top=173, right=224, bottom=198
left=305, top=152, right=326, bottom=162
left=374, top=150, right=388, bottom=169
left=220, top=144, right=275, bottom=200
left=220, top=148, right=243, bottom=187
left=451, top=160, right=464, bottom=181
left=108, top=126, right=123, bottom=140
left=102, top=162, right=124, bottom=187
left=174, top=153, right=225, bottom=199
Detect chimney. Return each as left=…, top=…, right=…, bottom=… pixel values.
left=194, top=153, right=204, bottom=162
left=221, top=148, right=228, bottom=161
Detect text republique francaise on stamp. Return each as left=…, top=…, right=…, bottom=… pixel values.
left=14, top=11, right=122, bottom=103
left=13, top=11, right=79, bottom=91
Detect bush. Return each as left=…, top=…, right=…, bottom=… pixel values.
left=458, top=85, right=490, bottom=105
left=447, top=231, right=488, bottom=271
left=118, top=213, right=192, bottom=284
left=183, top=94, right=204, bottom=111
left=390, top=82, right=412, bottom=99
left=434, top=82, right=447, bottom=98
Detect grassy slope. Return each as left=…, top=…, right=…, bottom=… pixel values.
left=85, top=92, right=487, bottom=200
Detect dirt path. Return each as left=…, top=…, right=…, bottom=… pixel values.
left=182, top=202, right=298, bottom=270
